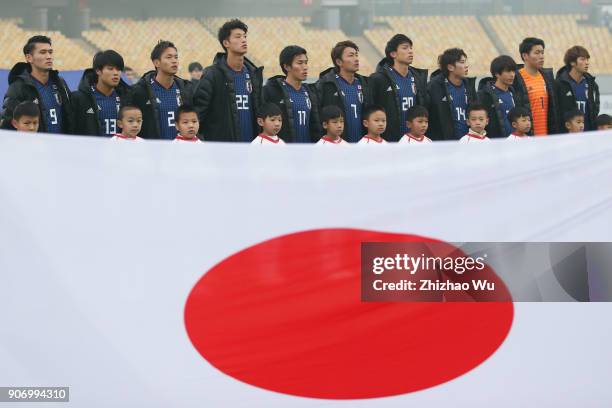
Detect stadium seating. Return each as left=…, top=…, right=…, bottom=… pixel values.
left=1, top=15, right=611, bottom=78
left=201, top=17, right=375, bottom=78
left=487, top=14, right=612, bottom=75
left=83, top=18, right=220, bottom=79
left=365, top=16, right=499, bottom=77
left=0, top=19, right=92, bottom=71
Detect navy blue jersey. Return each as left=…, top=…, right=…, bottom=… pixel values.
left=151, top=78, right=181, bottom=140
left=93, top=87, right=120, bottom=136
left=232, top=66, right=254, bottom=142
left=282, top=81, right=312, bottom=143
left=494, top=86, right=516, bottom=137
left=446, top=79, right=469, bottom=139
left=32, top=76, right=63, bottom=134
left=570, top=77, right=590, bottom=130
left=389, top=67, right=416, bottom=136
left=335, top=75, right=364, bottom=143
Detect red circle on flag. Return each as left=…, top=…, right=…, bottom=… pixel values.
left=184, top=229, right=514, bottom=399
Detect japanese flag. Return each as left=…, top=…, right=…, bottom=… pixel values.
left=1, top=130, right=611, bottom=407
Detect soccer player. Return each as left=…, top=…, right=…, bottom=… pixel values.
left=317, top=105, right=348, bottom=145
left=513, top=38, right=559, bottom=135
left=357, top=105, right=387, bottom=144
left=317, top=40, right=372, bottom=143
left=72, top=50, right=131, bottom=137
left=263, top=45, right=321, bottom=143
left=1, top=36, right=73, bottom=133
left=11, top=101, right=40, bottom=133
left=507, top=107, right=532, bottom=140
left=132, top=41, right=193, bottom=140
left=369, top=34, right=428, bottom=141
left=194, top=19, right=264, bottom=142
left=188, top=62, right=204, bottom=85
left=563, top=109, right=585, bottom=134
left=112, top=105, right=144, bottom=141
left=460, top=103, right=490, bottom=143
left=555, top=46, right=600, bottom=132
left=477, top=55, right=527, bottom=138
left=174, top=105, right=202, bottom=143
left=596, top=114, right=612, bottom=130
left=427, top=48, right=477, bottom=141
left=399, top=106, right=432, bottom=144
left=251, top=102, right=285, bottom=145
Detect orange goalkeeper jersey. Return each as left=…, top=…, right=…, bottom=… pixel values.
left=519, top=68, right=549, bottom=136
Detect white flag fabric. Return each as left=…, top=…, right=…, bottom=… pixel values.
left=1, top=130, right=612, bottom=407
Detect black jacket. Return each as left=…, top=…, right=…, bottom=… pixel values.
left=555, top=66, right=600, bottom=132
left=131, top=70, right=193, bottom=139
left=369, top=58, right=428, bottom=141
left=262, top=76, right=322, bottom=143
left=193, top=53, right=264, bottom=142
left=426, top=70, right=477, bottom=141
left=512, top=64, right=560, bottom=134
left=1, top=62, right=73, bottom=133
left=315, top=67, right=372, bottom=141
left=477, top=77, right=528, bottom=138
left=71, top=68, right=132, bottom=136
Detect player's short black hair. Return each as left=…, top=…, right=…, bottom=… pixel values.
left=23, top=35, right=51, bottom=56
left=564, top=46, right=591, bottom=68
left=564, top=109, right=584, bottom=123
left=508, top=107, right=531, bottom=124
left=150, top=40, right=177, bottom=61
left=406, top=105, right=428, bottom=122
left=218, top=19, right=248, bottom=51
left=385, top=34, right=413, bottom=60
left=118, top=105, right=142, bottom=121
left=467, top=102, right=488, bottom=118
left=331, top=40, right=359, bottom=69
left=279, top=45, right=307, bottom=75
left=519, top=37, right=545, bottom=60
left=362, top=105, right=386, bottom=121
left=490, top=55, right=517, bottom=77
left=188, top=62, right=203, bottom=72
left=257, top=102, right=282, bottom=120
left=175, top=105, right=198, bottom=122
left=320, top=105, right=344, bottom=123
left=12, top=101, right=40, bottom=121
left=596, top=114, right=612, bottom=128
left=438, top=48, right=467, bottom=75
left=93, top=50, right=124, bottom=72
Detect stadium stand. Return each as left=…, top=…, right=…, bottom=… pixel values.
left=1, top=16, right=611, bottom=78
left=365, top=16, right=499, bottom=77
left=201, top=17, right=375, bottom=77
left=487, top=14, right=612, bottom=75
left=83, top=18, right=220, bottom=79
left=0, top=19, right=92, bottom=71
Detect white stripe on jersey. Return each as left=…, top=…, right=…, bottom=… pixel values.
left=111, top=134, right=144, bottom=142
left=357, top=136, right=387, bottom=144
left=317, top=136, right=348, bottom=145
left=398, top=134, right=432, bottom=144
left=174, top=135, right=203, bottom=143
left=251, top=134, right=286, bottom=145
left=460, top=133, right=490, bottom=143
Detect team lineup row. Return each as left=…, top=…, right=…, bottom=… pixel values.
left=2, top=18, right=611, bottom=143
